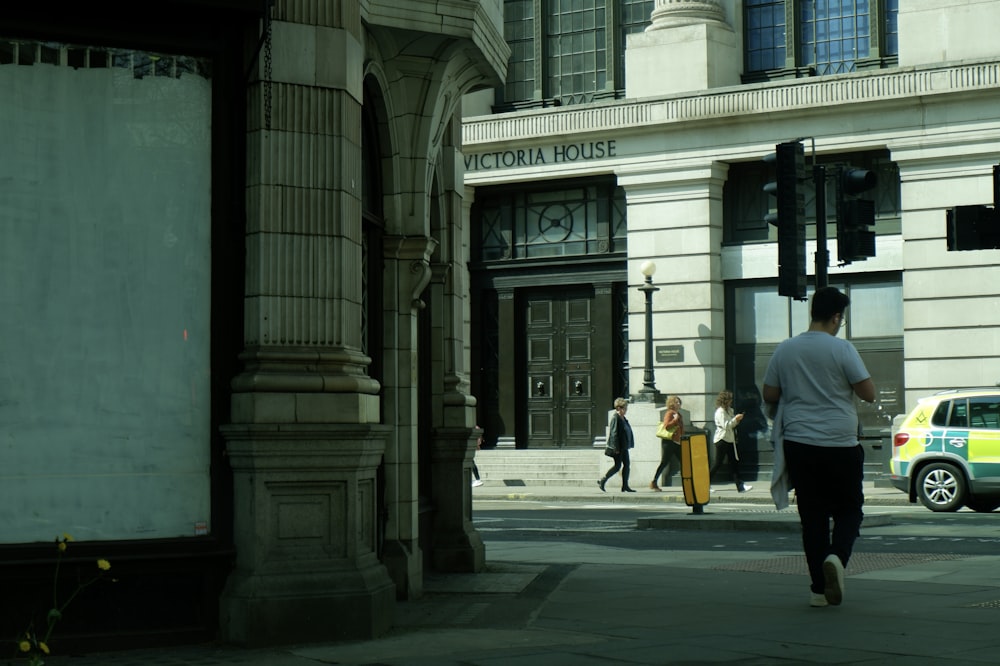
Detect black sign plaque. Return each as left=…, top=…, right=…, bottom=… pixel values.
left=655, top=345, right=684, bottom=363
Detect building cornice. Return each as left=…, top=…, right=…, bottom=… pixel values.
left=463, top=60, right=1000, bottom=148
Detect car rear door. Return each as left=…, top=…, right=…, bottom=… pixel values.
left=966, top=396, right=1000, bottom=488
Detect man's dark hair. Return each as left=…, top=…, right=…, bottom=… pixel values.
left=811, top=287, right=850, bottom=322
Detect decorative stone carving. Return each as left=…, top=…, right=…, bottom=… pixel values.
left=647, top=0, right=728, bottom=30
left=387, top=235, right=439, bottom=311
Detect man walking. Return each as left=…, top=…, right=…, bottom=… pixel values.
left=763, top=287, right=875, bottom=608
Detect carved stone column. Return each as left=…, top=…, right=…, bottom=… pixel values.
left=220, top=10, right=394, bottom=645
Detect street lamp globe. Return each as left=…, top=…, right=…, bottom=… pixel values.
left=640, top=260, right=656, bottom=278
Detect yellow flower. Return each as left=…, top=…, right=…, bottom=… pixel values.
left=39, top=642, right=50, bottom=654
left=19, top=640, right=31, bottom=652
left=63, top=533, right=74, bottom=542
left=58, top=541, right=67, bottom=552
left=97, top=559, right=111, bottom=571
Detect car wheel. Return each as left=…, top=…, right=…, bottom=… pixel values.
left=916, top=462, right=966, bottom=512
left=965, top=497, right=1000, bottom=513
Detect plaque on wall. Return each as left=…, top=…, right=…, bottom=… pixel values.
left=655, top=345, right=684, bottom=363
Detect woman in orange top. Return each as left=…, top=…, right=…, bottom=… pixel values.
left=650, top=395, right=684, bottom=491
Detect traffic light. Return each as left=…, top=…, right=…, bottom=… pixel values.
left=763, top=141, right=807, bottom=300
left=945, top=165, right=1000, bottom=251
left=947, top=205, right=1000, bottom=251
left=836, top=166, right=877, bottom=264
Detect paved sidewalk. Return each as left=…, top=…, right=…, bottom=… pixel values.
left=43, top=481, right=1000, bottom=666
left=471, top=477, right=912, bottom=507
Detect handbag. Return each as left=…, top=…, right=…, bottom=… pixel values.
left=656, top=422, right=677, bottom=439
left=604, top=445, right=617, bottom=457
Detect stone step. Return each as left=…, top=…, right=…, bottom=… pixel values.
left=473, top=448, right=889, bottom=487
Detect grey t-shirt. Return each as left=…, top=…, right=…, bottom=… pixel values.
left=763, top=331, right=870, bottom=447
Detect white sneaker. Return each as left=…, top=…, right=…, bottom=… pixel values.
left=471, top=479, right=483, bottom=487
left=823, top=554, right=845, bottom=606
left=809, top=592, right=828, bottom=608
left=739, top=485, right=753, bottom=493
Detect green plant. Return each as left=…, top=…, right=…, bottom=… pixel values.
left=13, top=534, right=112, bottom=666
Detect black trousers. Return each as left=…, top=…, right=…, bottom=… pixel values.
left=653, top=439, right=680, bottom=483
left=783, top=440, right=865, bottom=594
left=603, top=448, right=631, bottom=488
left=709, top=440, right=744, bottom=490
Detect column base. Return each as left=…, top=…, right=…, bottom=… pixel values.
left=221, top=565, right=394, bottom=646
left=219, top=424, right=394, bottom=646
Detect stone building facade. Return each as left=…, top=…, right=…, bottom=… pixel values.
left=462, top=0, right=1000, bottom=482
left=1, top=0, right=505, bottom=651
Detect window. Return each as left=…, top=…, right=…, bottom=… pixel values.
left=932, top=400, right=952, bottom=427
left=546, top=0, right=607, bottom=105
left=474, top=178, right=626, bottom=261
left=503, top=0, right=536, bottom=105
left=746, top=0, right=786, bottom=72
left=0, top=39, right=214, bottom=543
left=845, top=282, right=902, bottom=338
left=970, top=398, right=1000, bottom=430
left=951, top=401, right=969, bottom=428
left=734, top=286, right=792, bottom=344
left=744, top=0, right=899, bottom=81
left=498, top=0, right=654, bottom=110
left=727, top=278, right=904, bottom=436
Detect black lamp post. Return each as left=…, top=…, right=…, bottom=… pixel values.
left=635, top=260, right=661, bottom=402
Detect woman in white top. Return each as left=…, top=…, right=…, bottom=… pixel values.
left=710, top=390, right=751, bottom=493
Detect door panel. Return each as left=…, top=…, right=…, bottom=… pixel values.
left=525, top=289, right=595, bottom=448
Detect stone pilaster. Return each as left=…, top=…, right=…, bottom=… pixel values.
left=378, top=235, right=438, bottom=597
left=617, top=162, right=731, bottom=429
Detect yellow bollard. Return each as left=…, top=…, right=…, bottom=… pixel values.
left=680, top=432, right=711, bottom=513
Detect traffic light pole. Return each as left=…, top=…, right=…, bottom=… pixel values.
left=813, top=163, right=829, bottom=289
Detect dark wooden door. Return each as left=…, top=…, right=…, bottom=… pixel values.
left=525, top=290, right=595, bottom=448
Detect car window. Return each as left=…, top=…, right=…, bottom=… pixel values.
left=931, top=400, right=952, bottom=427
left=969, top=397, right=1000, bottom=429
left=950, top=400, right=969, bottom=428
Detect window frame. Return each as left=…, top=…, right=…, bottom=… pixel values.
left=472, top=176, right=627, bottom=262
left=496, top=0, right=654, bottom=111
left=743, top=0, right=899, bottom=82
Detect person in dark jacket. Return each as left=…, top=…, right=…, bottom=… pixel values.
left=599, top=397, right=636, bottom=492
